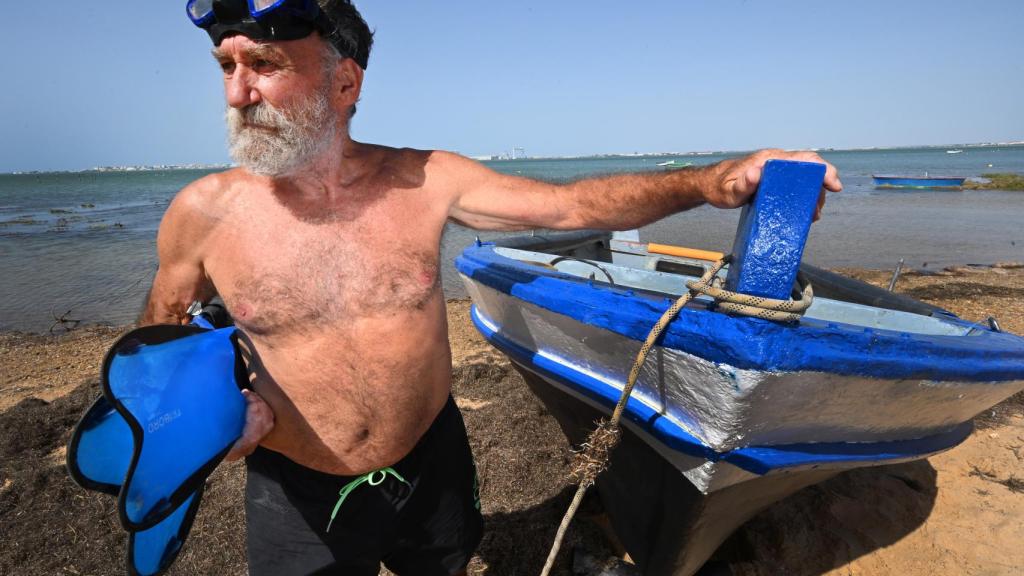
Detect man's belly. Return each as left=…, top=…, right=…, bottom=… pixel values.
left=240, top=313, right=454, bottom=475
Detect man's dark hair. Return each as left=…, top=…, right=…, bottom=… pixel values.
left=318, top=0, right=374, bottom=70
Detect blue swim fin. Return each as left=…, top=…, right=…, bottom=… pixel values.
left=67, top=307, right=243, bottom=573
left=67, top=394, right=208, bottom=576
left=100, top=324, right=246, bottom=530
left=66, top=394, right=133, bottom=495
left=127, top=488, right=205, bottom=576
left=67, top=318, right=247, bottom=576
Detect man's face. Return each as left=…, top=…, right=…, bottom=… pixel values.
left=213, top=35, right=340, bottom=176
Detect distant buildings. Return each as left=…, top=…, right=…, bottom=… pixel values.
left=88, top=163, right=232, bottom=172
left=471, top=147, right=528, bottom=161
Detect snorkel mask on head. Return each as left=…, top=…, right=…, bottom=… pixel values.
left=188, top=0, right=368, bottom=65
left=188, top=0, right=373, bottom=70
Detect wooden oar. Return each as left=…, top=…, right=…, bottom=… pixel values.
left=647, top=243, right=724, bottom=262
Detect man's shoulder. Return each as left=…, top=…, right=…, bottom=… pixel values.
left=362, top=144, right=472, bottom=171
left=160, top=169, right=251, bottom=235
left=171, top=168, right=261, bottom=216
left=354, top=143, right=492, bottom=199
left=358, top=144, right=456, bottom=188
left=385, top=148, right=490, bottom=187
left=419, top=148, right=473, bottom=168
left=179, top=168, right=249, bottom=203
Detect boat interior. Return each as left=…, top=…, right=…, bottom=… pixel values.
left=487, top=231, right=977, bottom=338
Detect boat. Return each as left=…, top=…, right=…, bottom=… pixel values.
left=656, top=160, right=694, bottom=169
left=872, top=174, right=966, bottom=189
left=456, top=229, right=1024, bottom=575
left=946, top=149, right=963, bottom=154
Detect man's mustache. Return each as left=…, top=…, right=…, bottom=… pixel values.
left=230, top=103, right=288, bottom=132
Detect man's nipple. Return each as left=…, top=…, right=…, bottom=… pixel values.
left=234, top=302, right=253, bottom=320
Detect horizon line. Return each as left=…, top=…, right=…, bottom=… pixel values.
left=4, top=141, right=1023, bottom=175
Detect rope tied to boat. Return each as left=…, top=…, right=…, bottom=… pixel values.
left=687, top=255, right=814, bottom=323
left=539, top=255, right=814, bottom=576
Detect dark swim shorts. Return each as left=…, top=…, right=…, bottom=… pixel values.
left=245, top=397, right=483, bottom=576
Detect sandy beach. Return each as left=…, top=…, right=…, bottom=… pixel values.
left=1, top=265, right=1022, bottom=575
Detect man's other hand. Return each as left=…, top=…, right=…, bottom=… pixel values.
left=704, top=149, right=843, bottom=220
left=225, top=389, right=275, bottom=461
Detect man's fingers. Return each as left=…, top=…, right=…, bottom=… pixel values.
left=224, top=441, right=256, bottom=461
left=243, top=391, right=274, bottom=434
left=226, top=438, right=253, bottom=462
left=726, top=165, right=760, bottom=201
left=775, top=150, right=842, bottom=193
left=813, top=190, right=827, bottom=222
left=798, top=152, right=841, bottom=192
left=223, top=389, right=275, bottom=462
left=823, top=163, right=843, bottom=192
left=743, top=165, right=762, bottom=193
left=718, top=150, right=840, bottom=211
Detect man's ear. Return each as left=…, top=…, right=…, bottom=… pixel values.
left=333, top=58, right=364, bottom=112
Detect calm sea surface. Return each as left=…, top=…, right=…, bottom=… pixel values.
left=2, top=146, right=1023, bottom=332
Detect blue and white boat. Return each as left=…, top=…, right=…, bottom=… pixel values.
left=873, top=174, right=966, bottom=189
left=456, top=230, right=1024, bottom=575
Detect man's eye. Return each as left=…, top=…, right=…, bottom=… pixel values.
left=253, top=59, right=273, bottom=70
left=220, top=62, right=236, bottom=74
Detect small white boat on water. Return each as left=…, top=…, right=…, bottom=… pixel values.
left=456, top=229, right=1024, bottom=575
left=656, top=160, right=694, bottom=168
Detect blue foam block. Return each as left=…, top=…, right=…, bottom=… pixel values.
left=724, top=160, right=826, bottom=300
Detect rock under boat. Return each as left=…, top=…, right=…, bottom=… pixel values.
left=455, top=229, right=1024, bottom=575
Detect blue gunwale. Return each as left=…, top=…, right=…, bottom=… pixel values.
left=470, top=304, right=974, bottom=475
left=456, top=242, right=1024, bottom=382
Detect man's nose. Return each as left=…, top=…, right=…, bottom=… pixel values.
left=225, top=68, right=260, bottom=109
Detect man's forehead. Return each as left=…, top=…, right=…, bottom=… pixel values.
left=211, top=37, right=288, bottom=60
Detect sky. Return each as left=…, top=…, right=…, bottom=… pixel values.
left=2, top=0, right=1022, bottom=172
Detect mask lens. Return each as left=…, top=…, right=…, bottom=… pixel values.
left=249, top=0, right=287, bottom=17
left=186, top=0, right=215, bottom=24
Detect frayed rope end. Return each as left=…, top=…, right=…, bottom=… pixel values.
left=569, top=419, right=622, bottom=486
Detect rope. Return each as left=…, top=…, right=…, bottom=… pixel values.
left=687, top=260, right=813, bottom=323
left=538, top=256, right=812, bottom=575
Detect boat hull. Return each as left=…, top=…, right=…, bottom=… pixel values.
left=872, top=175, right=966, bottom=189
left=463, top=280, right=1014, bottom=490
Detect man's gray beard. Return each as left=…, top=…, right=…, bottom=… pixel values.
left=226, top=89, right=337, bottom=177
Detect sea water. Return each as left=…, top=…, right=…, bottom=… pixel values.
left=1, top=146, right=1022, bottom=332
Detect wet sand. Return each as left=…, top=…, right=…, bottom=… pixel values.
left=1, top=266, right=1022, bottom=575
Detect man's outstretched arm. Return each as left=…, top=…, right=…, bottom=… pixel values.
left=444, top=149, right=842, bottom=231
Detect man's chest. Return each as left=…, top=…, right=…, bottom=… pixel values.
left=205, top=202, right=445, bottom=335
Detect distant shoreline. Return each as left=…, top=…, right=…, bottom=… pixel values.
left=6, top=164, right=232, bottom=176
left=4, top=142, right=1023, bottom=175
left=478, top=141, right=1024, bottom=163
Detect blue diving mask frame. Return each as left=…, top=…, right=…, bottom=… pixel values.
left=187, top=0, right=334, bottom=47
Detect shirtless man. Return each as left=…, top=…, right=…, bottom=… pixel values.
left=145, top=1, right=841, bottom=574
